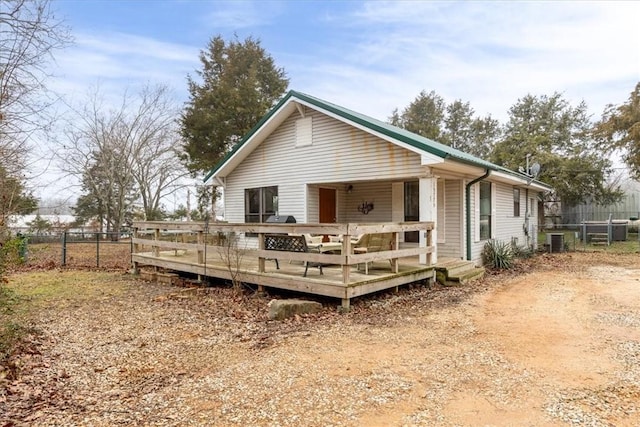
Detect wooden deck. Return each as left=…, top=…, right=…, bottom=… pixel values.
left=131, top=221, right=435, bottom=309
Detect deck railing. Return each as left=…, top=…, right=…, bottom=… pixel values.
left=131, top=221, right=435, bottom=286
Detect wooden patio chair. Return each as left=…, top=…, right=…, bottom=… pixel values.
left=352, top=232, right=394, bottom=274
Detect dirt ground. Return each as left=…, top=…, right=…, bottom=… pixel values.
left=2, top=252, right=640, bottom=426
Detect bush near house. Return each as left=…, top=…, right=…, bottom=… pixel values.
left=481, top=239, right=515, bottom=270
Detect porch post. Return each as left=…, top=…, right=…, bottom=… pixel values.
left=419, top=174, right=437, bottom=264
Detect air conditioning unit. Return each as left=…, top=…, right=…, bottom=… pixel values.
left=546, top=233, right=564, bottom=253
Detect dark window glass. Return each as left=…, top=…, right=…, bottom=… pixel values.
left=404, top=181, right=420, bottom=243
left=480, top=182, right=491, bottom=240
left=244, top=186, right=278, bottom=223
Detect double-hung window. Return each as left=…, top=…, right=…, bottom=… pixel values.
left=513, top=188, right=521, bottom=217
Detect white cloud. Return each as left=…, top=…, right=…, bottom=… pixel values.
left=28, top=0, right=640, bottom=201
left=290, top=1, right=639, bottom=122
left=58, top=32, right=198, bottom=86
left=201, top=0, right=283, bottom=29
left=35, top=31, right=201, bottom=200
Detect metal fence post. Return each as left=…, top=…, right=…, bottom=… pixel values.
left=61, top=232, right=67, bottom=266
left=96, top=231, right=100, bottom=267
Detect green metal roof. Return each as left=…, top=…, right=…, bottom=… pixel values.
left=204, top=90, right=550, bottom=189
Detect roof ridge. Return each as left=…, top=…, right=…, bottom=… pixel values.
left=205, top=89, right=551, bottom=190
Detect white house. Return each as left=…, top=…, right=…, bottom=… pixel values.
left=8, top=214, right=77, bottom=234
left=204, top=90, right=551, bottom=265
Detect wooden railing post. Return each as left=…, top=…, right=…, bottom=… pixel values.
left=153, top=228, right=160, bottom=257
left=391, top=231, right=399, bottom=273
left=132, top=227, right=140, bottom=254
left=258, top=232, right=265, bottom=273
left=131, top=227, right=139, bottom=274
left=341, top=235, right=351, bottom=285
left=197, top=229, right=204, bottom=264
left=426, top=226, right=433, bottom=266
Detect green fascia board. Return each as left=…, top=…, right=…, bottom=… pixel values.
left=204, top=90, right=550, bottom=189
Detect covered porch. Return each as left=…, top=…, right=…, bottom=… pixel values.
left=307, top=174, right=465, bottom=261
left=131, top=220, right=435, bottom=309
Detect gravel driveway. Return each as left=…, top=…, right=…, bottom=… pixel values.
left=2, top=252, right=639, bottom=426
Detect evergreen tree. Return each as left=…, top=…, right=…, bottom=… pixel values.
left=0, top=165, right=37, bottom=237
left=180, top=35, right=289, bottom=175
left=389, top=90, right=445, bottom=140
left=26, top=214, right=52, bottom=236
left=492, top=93, right=622, bottom=207
left=390, top=91, right=500, bottom=159
left=593, top=82, right=640, bottom=179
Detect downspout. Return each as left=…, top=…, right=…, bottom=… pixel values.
left=465, top=169, right=491, bottom=261
left=525, top=188, right=529, bottom=247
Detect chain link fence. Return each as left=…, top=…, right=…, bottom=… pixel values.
left=18, top=231, right=132, bottom=269
left=538, top=220, right=640, bottom=254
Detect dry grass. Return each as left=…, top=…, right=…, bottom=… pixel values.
left=11, top=241, right=131, bottom=271
left=1, top=252, right=639, bottom=426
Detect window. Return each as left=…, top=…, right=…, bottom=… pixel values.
left=530, top=198, right=535, bottom=217
left=404, top=181, right=419, bottom=243
left=479, top=182, right=491, bottom=240
left=245, top=186, right=278, bottom=223
left=513, top=187, right=521, bottom=217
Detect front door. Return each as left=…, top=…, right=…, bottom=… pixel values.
left=319, top=188, right=336, bottom=223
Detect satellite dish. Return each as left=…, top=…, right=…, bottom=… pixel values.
left=530, top=162, right=541, bottom=179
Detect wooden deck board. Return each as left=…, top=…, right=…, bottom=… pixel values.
left=132, top=220, right=437, bottom=307
left=133, top=249, right=435, bottom=301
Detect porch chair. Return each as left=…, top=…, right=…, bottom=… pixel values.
left=352, top=232, right=395, bottom=274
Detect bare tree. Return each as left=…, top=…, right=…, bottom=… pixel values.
left=59, top=89, right=135, bottom=234
left=0, top=0, right=70, bottom=173
left=215, top=231, right=246, bottom=293
left=127, top=85, right=188, bottom=220
left=0, top=0, right=70, bottom=252
left=59, top=84, right=188, bottom=232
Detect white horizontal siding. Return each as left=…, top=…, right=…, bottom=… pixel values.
left=222, top=107, right=541, bottom=257
left=469, top=182, right=540, bottom=262
left=469, top=185, right=481, bottom=263
left=225, top=109, right=423, bottom=225
left=492, top=182, right=525, bottom=245
left=438, top=179, right=462, bottom=259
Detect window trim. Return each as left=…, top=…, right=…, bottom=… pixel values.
left=479, top=181, right=492, bottom=241
left=244, top=186, right=278, bottom=224
left=513, top=187, right=521, bottom=217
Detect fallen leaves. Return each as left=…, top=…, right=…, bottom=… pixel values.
left=1, top=252, right=639, bottom=426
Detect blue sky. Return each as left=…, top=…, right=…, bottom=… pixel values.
left=50, top=0, right=639, bottom=120
left=37, top=0, right=640, bottom=205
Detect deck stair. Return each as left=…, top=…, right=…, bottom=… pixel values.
left=435, top=260, right=485, bottom=286
left=587, top=233, right=610, bottom=246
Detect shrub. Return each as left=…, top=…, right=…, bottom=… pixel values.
left=482, top=239, right=515, bottom=270
left=1, top=237, right=27, bottom=267
left=0, top=286, right=26, bottom=366
left=511, top=242, right=534, bottom=259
